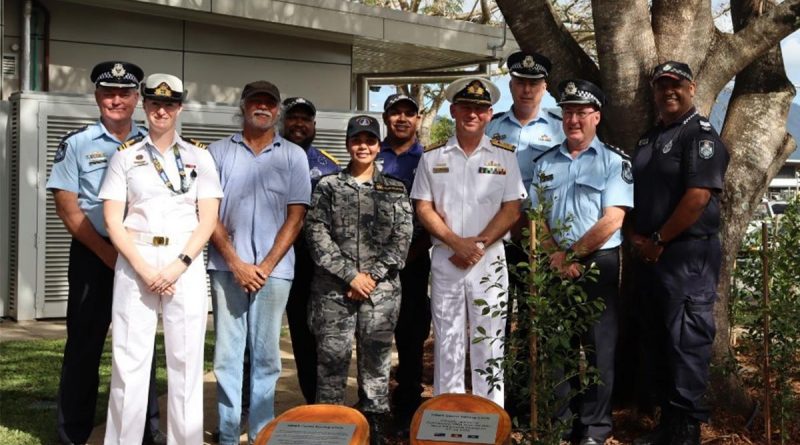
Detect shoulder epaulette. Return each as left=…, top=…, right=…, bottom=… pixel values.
left=533, top=144, right=561, bottom=164
left=491, top=139, right=515, bottom=152
left=490, top=111, right=507, bottom=121
left=698, top=118, right=713, bottom=133
left=317, top=148, right=340, bottom=165
left=424, top=141, right=446, bottom=152
left=546, top=108, right=563, bottom=121
left=61, top=125, right=89, bottom=142
left=603, top=142, right=631, bottom=160
left=181, top=135, right=207, bottom=149
left=117, top=134, right=145, bottom=151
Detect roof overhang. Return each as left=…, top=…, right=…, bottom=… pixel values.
left=61, top=0, right=518, bottom=75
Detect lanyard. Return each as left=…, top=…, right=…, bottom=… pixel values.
left=657, top=109, right=698, bottom=154
left=147, top=144, right=190, bottom=195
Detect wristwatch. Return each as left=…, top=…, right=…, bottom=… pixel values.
left=178, top=253, right=192, bottom=267
left=369, top=273, right=381, bottom=282
left=650, top=231, right=665, bottom=247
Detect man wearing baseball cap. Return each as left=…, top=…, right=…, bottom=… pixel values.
left=376, top=93, right=432, bottom=435
left=281, top=96, right=340, bottom=405
left=410, top=77, right=526, bottom=406
left=631, top=62, right=729, bottom=445
left=47, top=61, right=165, bottom=445
left=208, top=80, right=311, bottom=445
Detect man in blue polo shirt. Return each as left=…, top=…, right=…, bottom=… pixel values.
left=530, top=79, right=633, bottom=445
left=281, top=96, right=340, bottom=405
left=47, top=61, right=164, bottom=445
left=378, top=93, right=432, bottom=437
left=208, top=80, right=311, bottom=445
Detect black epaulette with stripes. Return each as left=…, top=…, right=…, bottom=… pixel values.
left=490, top=139, right=515, bottom=152
left=424, top=141, right=446, bottom=152
left=490, top=111, right=507, bottom=121
left=181, top=135, right=207, bottom=149
left=603, top=142, right=630, bottom=159
left=532, top=144, right=561, bottom=164
left=117, top=134, right=145, bottom=151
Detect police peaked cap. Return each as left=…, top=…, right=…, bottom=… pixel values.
left=445, top=77, right=500, bottom=105
left=651, top=61, right=693, bottom=83
left=506, top=51, right=551, bottom=79
left=91, top=61, right=143, bottom=88
left=557, top=79, right=606, bottom=108
left=141, top=73, right=185, bottom=102
left=283, top=97, right=316, bottom=116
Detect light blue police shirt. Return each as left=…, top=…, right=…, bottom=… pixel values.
left=529, top=136, right=633, bottom=249
left=207, top=133, right=312, bottom=280
left=46, top=121, right=146, bottom=237
left=485, top=107, right=564, bottom=191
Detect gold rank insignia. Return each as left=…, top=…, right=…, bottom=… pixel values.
left=181, top=135, right=207, bottom=149
left=466, top=81, right=485, bottom=96
left=490, top=139, right=515, bottom=152
left=154, top=82, right=173, bottom=98
left=117, top=135, right=144, bottom=151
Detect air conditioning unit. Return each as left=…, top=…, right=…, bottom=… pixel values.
left=4, top=91, right=372, bottom=320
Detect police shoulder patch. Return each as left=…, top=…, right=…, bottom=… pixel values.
left=698, top=139, right=715, bottom=159
left=54, top=126, right=89, bottom=163
left=424, top=141, right=446, bottom=152
left=604, top=142, right=631, bottom=160
left=621, top=159, right=634, bottom=184
left=181, top=135, right=207, bottom=149
left=490, top=111, right=506, bottom=121
left=491, top=139, right=515, bottom=152
left=117, top=134, right=145, bottom=151
left=317, top=148, right=340, bottom=165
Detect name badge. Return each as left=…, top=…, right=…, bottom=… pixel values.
left=433, top=164, right=449, bottom=173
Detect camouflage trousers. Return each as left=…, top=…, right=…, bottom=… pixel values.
left=309, top=272, right=401, bottom=413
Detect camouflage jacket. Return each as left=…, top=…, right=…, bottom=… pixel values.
left=306, top=165, right=413, bottom=284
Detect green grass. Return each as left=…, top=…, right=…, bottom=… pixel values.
left=0, top=332, right=214, bottom=445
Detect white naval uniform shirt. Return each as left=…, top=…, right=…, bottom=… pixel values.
left=98, top=132, right=223, bottom=233
left=410, top=134, right=527, bottom=245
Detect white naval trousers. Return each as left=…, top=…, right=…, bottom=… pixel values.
left=104, top=233, right=208, bottom=445
left=429, top=241, right=507, bottom=406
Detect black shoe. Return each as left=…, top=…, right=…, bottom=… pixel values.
left=143, top=430, right=167, bottom=445
left=365, top=413, right=388, bottom=445
left=670, top=416, right=700, bottom=445
left=579, top=438, right=602, bottom=445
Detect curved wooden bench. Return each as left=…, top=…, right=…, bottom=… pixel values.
left=409, top=393, right=511, bottom=445
left=254, top=404, right=370, bottom=445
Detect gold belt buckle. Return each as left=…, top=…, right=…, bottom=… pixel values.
left=152, top=236, right=169, bottom=246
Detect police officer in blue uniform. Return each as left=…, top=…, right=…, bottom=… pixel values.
left=46, top=61, right=164, bottom=445
left=630, top=62, right=729, bottom=445
left=377, top=93, right=432, bottom=436
left=281, top=96, right=340, bottom=404
left=531, top=80, right=633, bottom=445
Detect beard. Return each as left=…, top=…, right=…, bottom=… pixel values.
left=245, top=110, right=277, bottom=131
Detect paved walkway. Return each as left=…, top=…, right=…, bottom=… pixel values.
left=0, top=316, right=366, bottom=445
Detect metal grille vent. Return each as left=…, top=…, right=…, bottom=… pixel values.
left=7, top=100, right=20, bottom=315
left=312, top=129, right=348, bottom=164
left=2, top=54, right=17, bottom=76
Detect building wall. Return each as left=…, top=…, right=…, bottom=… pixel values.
left=4, top=0, right=354, bottom=108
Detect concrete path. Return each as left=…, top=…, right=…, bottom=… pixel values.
left=0, top=316, right=366, bottom=445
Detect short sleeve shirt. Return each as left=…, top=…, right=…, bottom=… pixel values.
left=207, top=133, right=312, bottom=280
left=98, top=133, right=223, bottom=234
left=631, top=108, right=729, bottom=236
left=410, top=135, right=527, bottom=245
left=378, top=140, right=424, bottom=192
left=485, top=107, right=565, bottom=191
left=530, top=137, right=634, bottom=249
left=46, top=121, right=147, bottom=237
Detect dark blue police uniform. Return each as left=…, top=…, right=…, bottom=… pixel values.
left=286, top=144, right=340, bottom=404
left=632, top=107, right=729, bottom=425
left=378, top=139, right=432, bottom=422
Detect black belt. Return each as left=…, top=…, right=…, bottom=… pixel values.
left=672, top=233, right=717, bottom=243
left=577, top=247, right=618, bottom=263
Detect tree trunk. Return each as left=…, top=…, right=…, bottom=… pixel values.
left=711, top=0, right=797, bottom=414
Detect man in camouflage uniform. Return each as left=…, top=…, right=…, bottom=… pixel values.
left=306, top=115, right=413, bottom=444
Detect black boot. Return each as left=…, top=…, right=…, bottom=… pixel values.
left=366, top=413, right=387, bottom=445
left=670, top=415, right=700, bottom=445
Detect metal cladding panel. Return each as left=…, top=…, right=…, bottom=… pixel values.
left=7, top=99, right=19, bottom=316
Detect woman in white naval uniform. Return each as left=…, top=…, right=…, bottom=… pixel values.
left=100, top=73, right=222, bottom=445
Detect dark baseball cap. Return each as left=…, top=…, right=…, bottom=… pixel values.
left=346, top=115, right=381, bottom=140
left=651, top=61, right=693, bottom=83
left=383, top=94, right=419, bottom=112
left=283, top=97, right=316, bottom=116
left=241, top=80, right=281, bottom=102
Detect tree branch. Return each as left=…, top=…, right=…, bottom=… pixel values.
left=698, top=0, right=800, bottom=109
left=496, top=0, right=599, bottom=96
left=652, top=0, right=715, bottom=70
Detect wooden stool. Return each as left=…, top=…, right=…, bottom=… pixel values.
left=254, top=404, right=370, bottom=445
left=409, top=393, right=511, bottom=445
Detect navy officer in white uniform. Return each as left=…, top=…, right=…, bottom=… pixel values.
left=411, top=76, right=527, bottom=406
left=530, top=79, right=633, bottom=445
left=99, top=73, right=223, bottom=445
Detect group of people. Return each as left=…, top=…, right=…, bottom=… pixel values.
left=47, top=50, right=728, bottom=445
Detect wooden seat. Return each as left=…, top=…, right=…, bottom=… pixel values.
left=409, top=393, right=512, bottom=445
left=254, top=404, right=370, bottom=445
